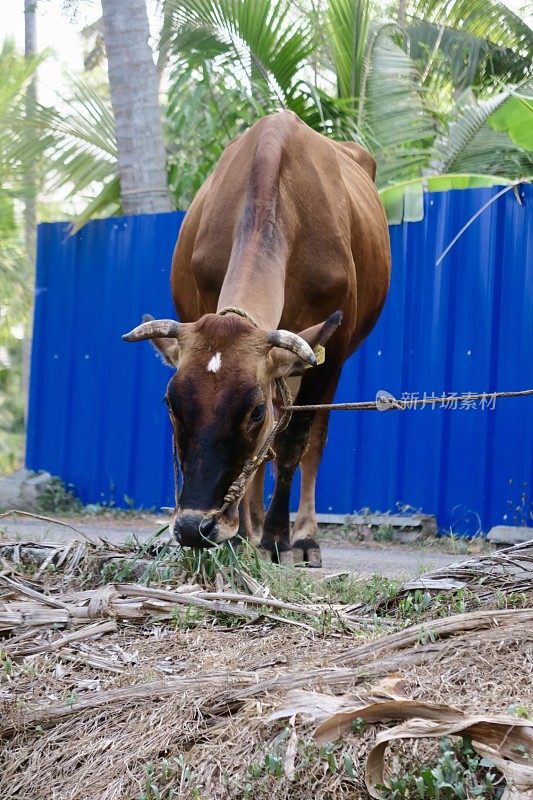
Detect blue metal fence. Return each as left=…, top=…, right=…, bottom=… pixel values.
left=26, top=185, right=533, bottom=535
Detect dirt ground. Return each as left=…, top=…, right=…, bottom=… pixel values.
left=0, top=513, right=469, bottom=577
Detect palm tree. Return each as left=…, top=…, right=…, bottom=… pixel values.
left=100, top=0, right=173, bottom=214
left=161, top=0, right=531, bottom=219
left=0, top=42, right=41, bottom=472
left=0, top=40, right=43, bottom=219
left=22, top=0, right=38, bottom=418
left=4, top=0, right=531, bottom=228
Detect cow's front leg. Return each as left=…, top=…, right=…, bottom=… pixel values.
left=260, top=409, right=314, bottom=565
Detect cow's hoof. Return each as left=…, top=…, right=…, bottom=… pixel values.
left=257, top=543, right=293, bottom=565
left=277, top=549, right=293, bottom=566
left=292, top=539, right=322, bottom=568
left=256, top=545, right=272, bottom=562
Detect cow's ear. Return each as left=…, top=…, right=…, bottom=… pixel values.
left=149, top=338, right=181, bottom=368
left=269, top=310, right=342, bottom=378
left=297, top=310, right=343, bottom=349
left=122, top=314, right=182, bottom=368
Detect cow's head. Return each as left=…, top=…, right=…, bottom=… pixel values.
left=122, top=311, right=341, bottom=546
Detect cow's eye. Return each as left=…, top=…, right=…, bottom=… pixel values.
left=249, top=403, right=266, bottom=424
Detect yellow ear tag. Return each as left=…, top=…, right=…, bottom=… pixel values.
left=305, top=344, right=326, bottom=368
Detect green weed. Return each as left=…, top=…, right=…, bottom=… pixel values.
left=381, top=736, right=507, bottom=800
left=138, top=755, right=196, bottom=800
left=0, top=649, right=13, bottom=677
left=508, top=703, right=531, bottom=720
left=35, top=477, right=82, bottom=515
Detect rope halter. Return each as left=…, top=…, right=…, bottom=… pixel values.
left=170, top=306, right=293, bottom=539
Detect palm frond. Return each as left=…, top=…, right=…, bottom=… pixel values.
left=407, top=18, right=532, bottom=94
left=0, top=41, right=45, bottom=202
left=4, top=77, right=118, bottom=224
left=362, top=27, right=437, bottom=186
left=411, top=0, right=533, bottom=54
left=70, top=176, right=122, bottom=233
left=326, top=0, right=370, bottom=103
left=429, top=89, right=511, bottom=173
left=0, top=40, right=44, bottom=116
left=380, top=172, right=515, bottom=224
left=162, top=0, right=316, bottom=109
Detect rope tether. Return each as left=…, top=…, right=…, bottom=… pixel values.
left=170, top=306, right=293, bottom=538
left=284, top=388, right=533, bottom=413
left=169, top=306, right=533, bottom=540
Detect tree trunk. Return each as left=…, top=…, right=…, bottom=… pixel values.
left=100, top=0, right=173, bottom=215
left=22, top=0, right=38, bottom=424
left=398, top=0, right=406, bottom=26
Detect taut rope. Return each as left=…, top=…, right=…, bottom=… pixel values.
left=283, top=388, right=533, bottom=412
left=173, top=305, right=533, bottom=538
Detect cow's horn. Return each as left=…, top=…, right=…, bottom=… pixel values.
left=122, top=319, right=181, bottom=342
left=267, top=330, right=317, bottom=367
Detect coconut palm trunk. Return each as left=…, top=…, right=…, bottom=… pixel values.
left=100, top=0, right=173, bottom=214
left=22, top=0, right=38, bottom=422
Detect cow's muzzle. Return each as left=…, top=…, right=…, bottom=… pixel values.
left=170, top=510, right=238, bottom=548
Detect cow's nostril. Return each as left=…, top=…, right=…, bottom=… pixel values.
left=173, top=513, right=217, bottom=547
left=199, top=515, right=216, bottom=539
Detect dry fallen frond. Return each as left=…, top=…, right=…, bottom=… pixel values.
left=364, top=710, right=533, bottom=798
left=395, top=539, right=533, bottom=601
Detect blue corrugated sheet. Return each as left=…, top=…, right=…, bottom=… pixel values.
left=26, top=186, right=533, bottom=535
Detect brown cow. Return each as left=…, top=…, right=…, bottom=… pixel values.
left=123, top=111, right=390, bottom=566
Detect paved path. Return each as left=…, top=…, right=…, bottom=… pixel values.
left=0, top=516, right=466, bottom=578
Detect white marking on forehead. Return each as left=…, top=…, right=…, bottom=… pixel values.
left=207, top=352, right=222, bottom=373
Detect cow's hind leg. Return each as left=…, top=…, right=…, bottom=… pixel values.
left=260, top=363, right=341, bottom=566
left=291, top=408, right=330, bottom=567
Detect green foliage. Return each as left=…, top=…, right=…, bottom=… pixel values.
left=489, top=85, right=533, bottom=150
left=327, top=0, right=371, bottom=103
left=430, top=89, right=532, bottom=176
left=158, top=0, right=531, bottom=223
left=362, top=22, right=437, bottom=186
left=0, top=218, right=30, bottom=474
left=0, top=42, right=42, bottom=473
left=3, top=2, right=531, bottom=232
left=138, top=755, right=195, bottom=800
left=408, top=0, right=533, bottom=96
left=381, top=736, right=506, bottom=799
left=5, top=77, right=120, bottom=232
left=397, top=589, right=433, bottom=619
left=165, top=62, right=259, bottom=208
left=0, top=649, right=14, bottom=677
left=163, top=0, right=316, bottom=111
left=508, top=703, right=532, bottom=720
left=100, top=559, right=138, bottom=584
left=244, top=733, right=362, bottom=793
left=350, top=717, right=366, bottom=733
left=0, top=39, right=44, bottom=204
